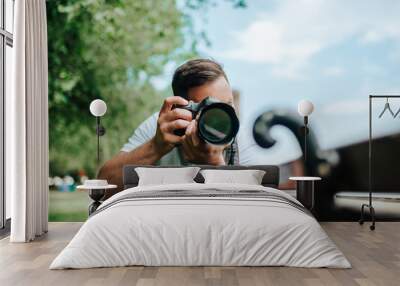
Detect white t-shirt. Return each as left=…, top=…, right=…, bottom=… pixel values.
left=121, top=112, right=302, bottom=181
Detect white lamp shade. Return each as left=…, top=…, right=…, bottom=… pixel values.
left=90, top=99, right=107, bottom=117
left=297, top=100, right=314, bottom=116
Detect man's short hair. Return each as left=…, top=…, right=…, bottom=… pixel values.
left=172, top=59, right=228, bottom=99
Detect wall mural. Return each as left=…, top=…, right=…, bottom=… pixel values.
left=46, top=1, right=400, bottom=222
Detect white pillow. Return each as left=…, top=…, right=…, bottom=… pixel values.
left=135, top=167, right=200, bottom=186
left=200, top=169, right=266, bottom=185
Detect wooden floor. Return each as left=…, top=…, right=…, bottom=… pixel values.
left=0, top=222, right=399, bottom=286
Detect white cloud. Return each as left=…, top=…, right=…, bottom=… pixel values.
left=223, top=0, right=400, bottom=79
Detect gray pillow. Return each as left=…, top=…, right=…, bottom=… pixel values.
left=200, top=169, right=266, bottom=185
left=135, top=167, right=200, bottom=186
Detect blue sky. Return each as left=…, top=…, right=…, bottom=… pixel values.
left=197, top=0, right=400, bottom=150
left=156, top=0, right=400, bottom=163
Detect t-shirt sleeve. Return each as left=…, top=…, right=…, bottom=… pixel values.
left=120, top=113, right=159, bottom=152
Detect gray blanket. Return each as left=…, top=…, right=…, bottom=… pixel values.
left=91, top=189, right=309, bottom=217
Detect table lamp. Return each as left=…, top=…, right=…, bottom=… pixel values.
left=89, top=99, right=107, bottom=167
left=82, top=99, right=110, bottom=215
left=297, top=100, right=314, bottom=167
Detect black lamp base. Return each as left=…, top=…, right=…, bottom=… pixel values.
left=88, top=189, right=106, bottom=215
left=296, top=180, right=314, bottom=210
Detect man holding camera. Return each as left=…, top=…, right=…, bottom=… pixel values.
left=98, top=59, right=242, bottom=189
left=99, top=58, right=305, bottom=192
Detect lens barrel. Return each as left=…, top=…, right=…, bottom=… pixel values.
left=198, top=102, right=239, bottom=145
left=173, top=97, right=239, bottom=145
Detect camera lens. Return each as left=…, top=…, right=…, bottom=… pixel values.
left=198, top=103, right=239, bottom=145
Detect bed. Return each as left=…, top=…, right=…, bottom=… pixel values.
left=50, top=165, right=350, bottom=269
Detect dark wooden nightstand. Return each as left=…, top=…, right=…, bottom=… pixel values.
left=289, top=176, right=321, bottom=211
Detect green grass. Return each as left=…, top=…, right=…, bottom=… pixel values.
left=49, top=190, right=90, bottom=222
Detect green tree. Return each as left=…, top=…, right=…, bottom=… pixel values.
left=47, top=0, right=245, bottom=177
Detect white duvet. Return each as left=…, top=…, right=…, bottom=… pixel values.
left=50, top=183, right=350, bottom=269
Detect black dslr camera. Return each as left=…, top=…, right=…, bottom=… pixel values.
left=173, top=97, right=240, bottom=145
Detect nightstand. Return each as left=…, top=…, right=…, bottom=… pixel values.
left=77, top=180, right=117, bottom=215
left=289, top=176, right=321, bottom=211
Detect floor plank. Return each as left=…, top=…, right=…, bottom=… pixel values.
left=0, top=222, right=398, bottom=286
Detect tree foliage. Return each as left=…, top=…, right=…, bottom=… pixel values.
left=47, top=0, right=245, bottom=177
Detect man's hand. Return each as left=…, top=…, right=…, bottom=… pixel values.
left=181, top=120, right=227, bottom=165
left=153, top=96, right=193, bottom=156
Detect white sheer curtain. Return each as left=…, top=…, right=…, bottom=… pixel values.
left=8, top=0, right=49, bottom=242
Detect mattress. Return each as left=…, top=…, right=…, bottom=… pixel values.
left=50, top=183, right=350, bottom=269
